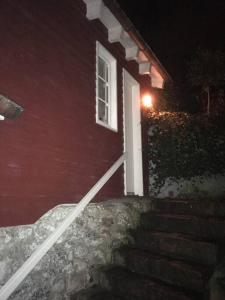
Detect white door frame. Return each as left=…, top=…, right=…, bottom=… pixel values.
left=123, top=69, right=143, bottom=196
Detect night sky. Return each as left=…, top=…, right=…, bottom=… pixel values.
left=117, top=0, right=225, bottom=84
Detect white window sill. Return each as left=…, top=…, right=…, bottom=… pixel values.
left=96, top=119, right=118, bottom=132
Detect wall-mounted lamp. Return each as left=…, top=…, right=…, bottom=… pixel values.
left=142, top=94, right=153, bottom=110
left=0, top=94, right=24, bottom=120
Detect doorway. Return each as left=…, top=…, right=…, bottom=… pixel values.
left=123, top=69, right=143, bottom=196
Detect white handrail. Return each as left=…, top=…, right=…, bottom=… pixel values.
left=0, top=153, right=126, bottom=300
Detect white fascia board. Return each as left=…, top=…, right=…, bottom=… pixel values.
left=120, top=30, right=136, bottom=48
left=108, top=25, right=123, bottom=42
left=82, top=0, right=139, bottom=61
left=125, top=45, right=139, bottom=61
left=120, top=31, right=139, bottom=60
left=101, top=6, right=119, bottom=30
left=100, top=6, right=124, bottom=43
left=82, top=0, right=160, bottom=78
left=139, top=62, right=151, bottom=75
left=151, top=65, right=164, bottom=88
left=137, top=50, right=148, bottom=63
left=83, top=0, right=103, bottom=20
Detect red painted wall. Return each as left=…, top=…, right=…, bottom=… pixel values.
left=0, top=0, right=151, bottom=226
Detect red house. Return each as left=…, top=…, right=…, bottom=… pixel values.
left=0, top=0, right=170, bottom=227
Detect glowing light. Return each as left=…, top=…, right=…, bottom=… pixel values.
left=142, top=94, right=153, bottom=109
left=0, top=114, right=5, bottom=120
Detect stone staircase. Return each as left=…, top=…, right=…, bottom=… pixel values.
left=71, top=198, right=225, bottom=300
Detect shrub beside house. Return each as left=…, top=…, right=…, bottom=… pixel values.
left=146, top=112, right=225, bottom=198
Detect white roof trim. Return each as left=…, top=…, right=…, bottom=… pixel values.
left=139, top=62, right=151, bottom=75
left=82, top=0, right=164, bottom=88
left=108, top=25, right=123, bottom=43
left=151, top=65, right=164, bottom=88
left=137, top=50, right=148, bottom=63
left=82, top=0, right=103, bottom=20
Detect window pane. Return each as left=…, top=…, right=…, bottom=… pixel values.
left=105, top=85, right=109, bottom=103
left=106, top=65, right=109, bottom=82
left=98, top=100, right=107, bottom=123
left=98, top=78, right=106, bottom=100
left=98, top=57, right=106, bottom=79
left=105, top=105, right=108, bottom=123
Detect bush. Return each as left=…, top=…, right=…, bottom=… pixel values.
left=146, top=112, right=225, bottom=193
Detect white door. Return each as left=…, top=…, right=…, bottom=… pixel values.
left=123, top=69, right=143, bottom=196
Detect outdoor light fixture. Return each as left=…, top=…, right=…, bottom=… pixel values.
left=142, top=94, right=153, bottom=109
left=0, top=94, right=24, bottom=120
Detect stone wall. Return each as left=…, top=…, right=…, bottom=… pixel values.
left=0, top=198, right=151, bottom=300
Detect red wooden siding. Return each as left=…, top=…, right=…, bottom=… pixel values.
left=0, top=0, right=151, bottom=226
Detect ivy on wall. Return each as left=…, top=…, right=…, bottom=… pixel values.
left=145, top=112, right=225, bottom=193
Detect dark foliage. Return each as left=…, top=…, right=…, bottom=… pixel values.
left=145, top=112, right=225, bottom=193
left=187, top=48, right=225, bottom=114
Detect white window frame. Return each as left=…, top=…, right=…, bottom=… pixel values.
left=96, top=41, right=117, bottom=131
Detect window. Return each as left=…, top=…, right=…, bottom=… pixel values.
left=96, top=42, right=117, bottom=131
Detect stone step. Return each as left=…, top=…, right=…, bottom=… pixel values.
left=70, top=286, right=124, bottom=300
left=134, top=230, right=219, bottom=266
left=114, top=247, right=208, bottom=293
left=141, top=212, right=225, bottom=241
left=151, top=198, right=225, bottom=218
left=100, top=266, right=198, bottom=300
